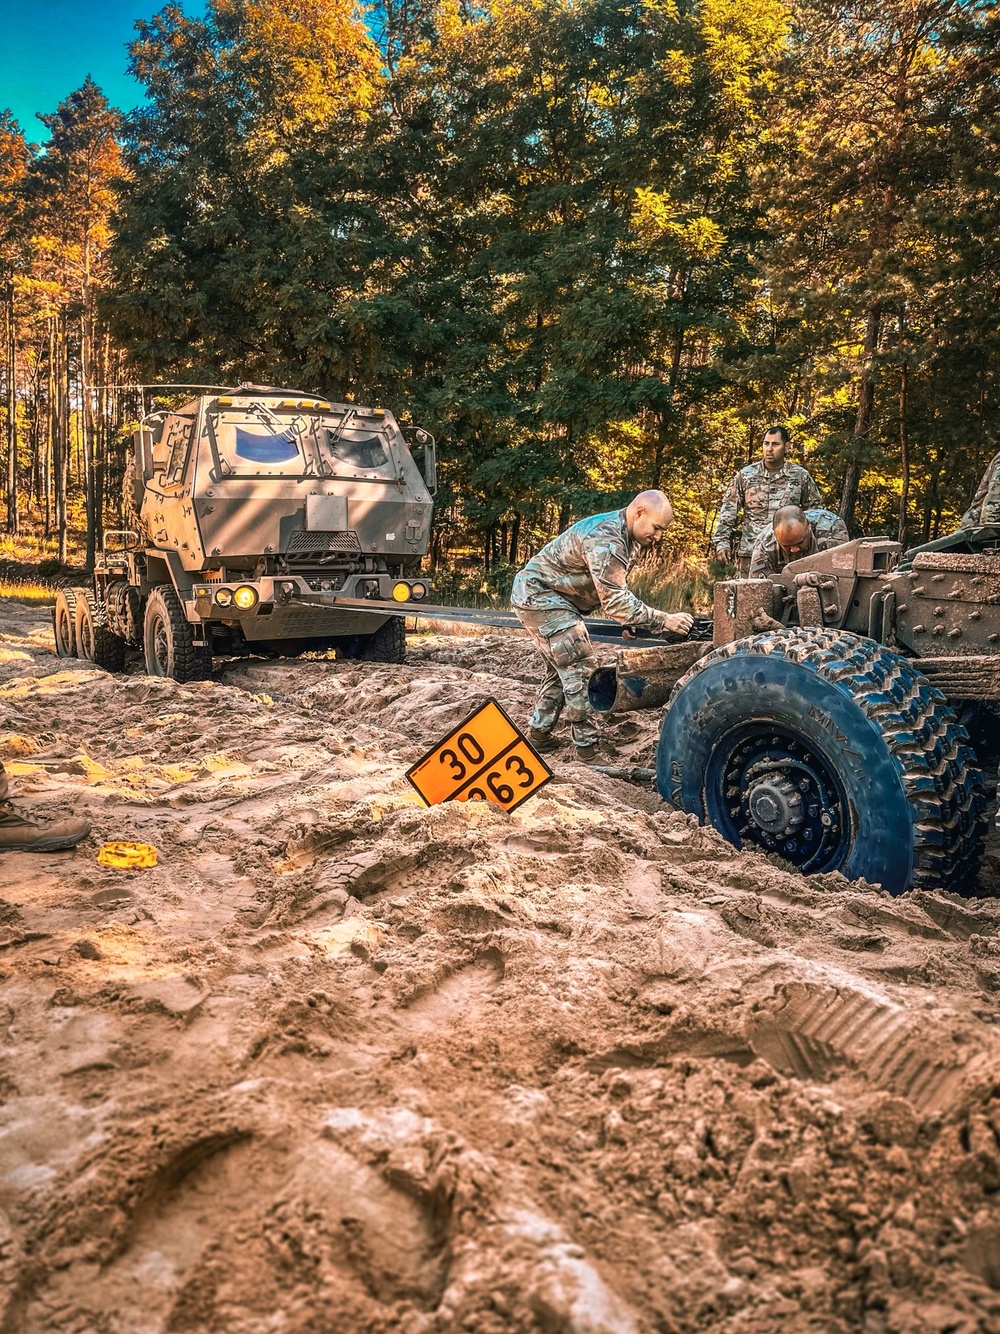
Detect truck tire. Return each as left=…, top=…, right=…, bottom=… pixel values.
left=54, top=589, right=79, bottom=658
left=658, top=628, right=987, bottom=896
left=143, top=585, right=212, bottom=682
left=338, top=618, right=407, bottom=664
left=361, top=616, right=406, bottom=663
left=74, top=589, right=127, bottom=672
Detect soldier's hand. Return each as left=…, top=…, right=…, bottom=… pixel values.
left=662, top=612, right=694, bottom=637
left=715, top=547, right=730, bottom=562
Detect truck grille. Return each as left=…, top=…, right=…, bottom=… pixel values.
left=285, top=531, right=362, bottom=555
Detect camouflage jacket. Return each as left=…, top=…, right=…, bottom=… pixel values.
left=961, top=451, right=1000, bottom=528
left=713, top=460, right=822, bottom=557
left=748, top=508, right=850, bottom=577
left=511, top=509, right=673, bottom=634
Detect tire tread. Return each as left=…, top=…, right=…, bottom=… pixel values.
left=668, top=628, right=987, bottom=894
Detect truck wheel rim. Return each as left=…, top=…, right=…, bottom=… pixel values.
left=57, top=606, right=72, bottom=651
left=705, top=723, right=851, bottom=873
left=80, top=616, right=93, bottom=659
left=152, top=617, right=170, bottom=674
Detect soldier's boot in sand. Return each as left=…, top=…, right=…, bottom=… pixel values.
left=528, top=727, right=561, bottom=753
left=0, top=764, right=90, bottom=852
left=575, top=743, right=602, bottom=764
left=0, top=806, right=91, bottom=852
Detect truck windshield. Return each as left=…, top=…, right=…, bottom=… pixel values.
left=209, top=411, right=312, bottom=476
left=206, top=406, right=397, bottom=480
left=325, top=428, right=389, bottom=470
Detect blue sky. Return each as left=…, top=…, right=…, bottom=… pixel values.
left=0, top=0, right=167, bottom=141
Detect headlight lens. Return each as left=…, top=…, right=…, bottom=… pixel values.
left=391, top=582, right=411, bottom=603
left=410, top=582, right=427, bottom=601
left=214, top=587, right=233, bottom=606
left=233, top=585, right=258, bottom=610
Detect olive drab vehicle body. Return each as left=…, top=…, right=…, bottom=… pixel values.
left=55, top=386, right=438, bottom=679
left=590, top=538, right=1000, bottom=896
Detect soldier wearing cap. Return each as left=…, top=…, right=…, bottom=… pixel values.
left=713, top=426, right=822, bottom=575
left=512, top=491, right=693, bottom=764
left=749, top=505, right=850, bottom=578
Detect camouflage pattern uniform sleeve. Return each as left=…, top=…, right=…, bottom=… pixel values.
left=963, top=452, right=1000, bottom=526
left=813, top=512, right=851, bottom=549
left=711, top=473, right=742, bottom=550
left=801, top=468, right=822, bottom=510
left=582, top=532, right=672, bottom=632
left=748, top=530, right=778, bottom=578
left=802, top=509, right=849, bottom=551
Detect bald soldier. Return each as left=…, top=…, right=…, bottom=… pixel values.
left=512, top=491, right=693, bottom=763
left=748, top=505, right=850, bottom=578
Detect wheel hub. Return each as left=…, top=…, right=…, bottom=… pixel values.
left=746, top=772, right=803, bottom=836
left=714, top=728, right=849, bottom=873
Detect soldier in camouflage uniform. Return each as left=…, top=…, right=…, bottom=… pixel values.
left=899, top=449, right=1000, bottom=567
left=713, top=426, right=822, bottom=575
left=512, top=491, right=693, bottom=763
left=749, top=506, right=851, bottom=578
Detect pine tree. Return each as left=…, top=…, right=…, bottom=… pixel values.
left=27, top=78, right=122, bottom=564
left=0, top=112, right=30, bottom=534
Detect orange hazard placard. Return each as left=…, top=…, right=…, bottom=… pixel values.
left=406, top=699, right=552, bottom=813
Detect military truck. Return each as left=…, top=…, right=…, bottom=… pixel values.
left=590, top=537, right=1000, bottom=895
left=53, top=385, right=437, bottom=678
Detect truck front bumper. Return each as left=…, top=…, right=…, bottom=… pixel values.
left=191, top=573, right=431, bottom=619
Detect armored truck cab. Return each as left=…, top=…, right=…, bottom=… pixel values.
left=56, top=386, right=438, bottom=679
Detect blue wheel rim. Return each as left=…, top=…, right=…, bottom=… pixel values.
left=703, top=721, right=851, bottom=873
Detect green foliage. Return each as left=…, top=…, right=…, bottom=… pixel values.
left=3, top=0, right=999, bottom=572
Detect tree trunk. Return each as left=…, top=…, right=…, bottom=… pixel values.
left=897, top=362, right=909, bottom=546
left=840, top=306, right=882, bottom=530
left=57, top=316, right=69, bottom=565
left=82, top=315, right=96, bottom=569
left=44, top=320, right=55, bottom=536
left=4, top=283, right=17, bottom=535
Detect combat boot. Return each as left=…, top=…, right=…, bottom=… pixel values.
left=0, top=806, right=91, bottom=853
left=528, top=727, right=560, bottom=753
left=574, top=743, right=602, bottom=765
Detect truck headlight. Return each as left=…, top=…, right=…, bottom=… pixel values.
left=233, top=585, right=258, bottom=610
left=410, top=582, right=427, bottom=601
left=214, top=588, right=233, bottom=606
left=391, top=582, right=411, bottom=602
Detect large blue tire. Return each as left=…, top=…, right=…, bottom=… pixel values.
left=658, top=628, right=987, bottom=896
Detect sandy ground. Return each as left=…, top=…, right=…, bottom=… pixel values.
left=2, top=598, right=1000, bottom=1334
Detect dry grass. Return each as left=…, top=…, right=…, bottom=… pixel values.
left=628, top=554, right=713, bottom=612
left=408, top=616, right=521, bottom=638
left=0, top=580, right=58, bottom=605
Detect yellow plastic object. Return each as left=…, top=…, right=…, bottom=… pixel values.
left=98, top=841, right=158, bottom=870
left=391, top=582, right=411, bottom=602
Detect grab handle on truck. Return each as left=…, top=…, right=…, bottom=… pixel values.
left=404, top=426, right=437, bottom=496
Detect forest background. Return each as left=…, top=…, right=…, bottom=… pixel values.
left=1, top=0, right=999, bottom=606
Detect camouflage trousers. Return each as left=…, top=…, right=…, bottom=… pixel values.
left=512, top=606, right=599, bottom=748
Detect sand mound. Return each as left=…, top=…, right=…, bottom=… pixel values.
left=1, top=600, right=999, bottom=1332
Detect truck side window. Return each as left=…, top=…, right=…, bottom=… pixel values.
left=326, top=429, right=389, bottom=469
left=165, top=418, right=195, bottom=483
